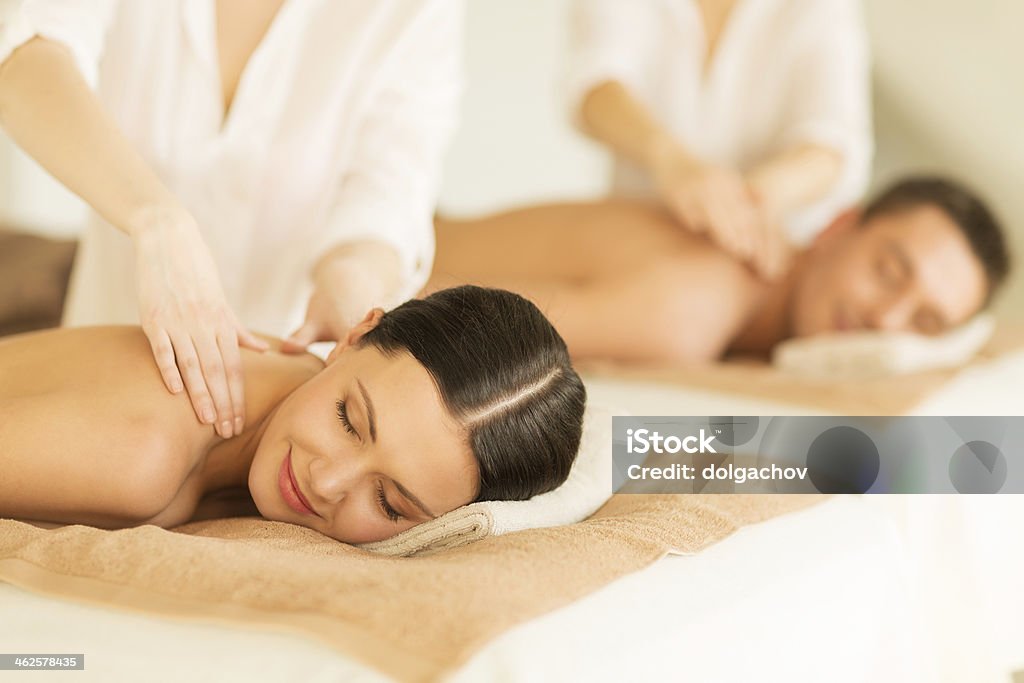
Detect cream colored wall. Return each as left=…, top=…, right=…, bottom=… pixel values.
left=437, top=0, right=610, bottom=215
left=864, top=0, right=1024, bottom=318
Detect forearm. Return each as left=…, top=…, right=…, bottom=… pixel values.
left=0, top=37, right=182, bottom=236
left=745, top=143, right=843, bottom=217
left=313, top=241, right=403, bottom=309
left=579, top=79, right=698, bottom=173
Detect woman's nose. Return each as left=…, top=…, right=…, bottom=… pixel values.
left=307, top=449, right=368, bottom=503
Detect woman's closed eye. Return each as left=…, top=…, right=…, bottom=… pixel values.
left=376, top=481, right=404, bottom=522
left=336, top=399, right=357, bottom=436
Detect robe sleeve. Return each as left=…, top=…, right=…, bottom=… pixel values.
left=313, top=0, right=464, bottom=307
left=0, top=0, right=116, bottom=88
left=777, top=0, right=874, bottom=243
left=564, top=0, right=663, bottom=129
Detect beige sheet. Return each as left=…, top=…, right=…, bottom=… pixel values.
left=577, top=322, right=1024, bottom=415
left=0, top=494, right=821, bottom=682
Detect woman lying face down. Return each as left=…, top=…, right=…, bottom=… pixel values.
left=0, top=286, right=587, bottom=543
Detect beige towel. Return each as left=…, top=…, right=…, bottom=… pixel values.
left=0, top=494, right=821, bottom=682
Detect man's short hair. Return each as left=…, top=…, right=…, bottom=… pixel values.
left=861, top=176, right=1012, bottom=305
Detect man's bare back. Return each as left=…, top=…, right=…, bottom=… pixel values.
left=429, top=200, right=776, bottom=363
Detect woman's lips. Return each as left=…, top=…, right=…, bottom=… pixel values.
left=278, top=449, right=317, bottom=517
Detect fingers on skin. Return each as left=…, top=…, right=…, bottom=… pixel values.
left=217, top=328, right=246, bottom=436
left=194, top=331, right=236, bottom=439
left=281, top=322, right=317, bottom=354
left=169, top=332, right=217, bottom=428
left=677, top=197, right=708, bottom=235
left=705, top=194, right=744, bottom=259
left=145, top=326, right=184, bottom=394
left=236, top=326, right=270, bottom=352
left=756, top=224, right=792, bottom=281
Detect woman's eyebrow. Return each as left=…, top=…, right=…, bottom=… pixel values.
left=354, top=378, right=436, bottom=519
left=392, top=480, right=437, bottom=519
left=356, top=379, right=377, bottom=443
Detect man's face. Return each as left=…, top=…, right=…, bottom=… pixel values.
left=790, top=204, right=989, bottom=338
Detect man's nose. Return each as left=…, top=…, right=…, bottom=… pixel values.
left=308, top=449, right=368, bottom=503
left=869, top=293, right=916, bottom=332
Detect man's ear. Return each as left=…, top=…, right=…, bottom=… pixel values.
left=810, top=207, right=861, bottom=250
left=326, top=308, right=385, bottom=364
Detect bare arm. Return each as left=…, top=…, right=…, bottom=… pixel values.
left=281, top=240, right=402, bottom=353
left=579, top=79, right=696, bottom=174
left=0, top=37, right=268, bottom=438
left=746, top=143, right=843, bottom=219
left=579, top=80, right=791, bottom=279
left=0, top=37, right=180, bottom=236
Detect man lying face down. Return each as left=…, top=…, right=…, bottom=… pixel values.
left=427, top=176, right=1012, bottom=364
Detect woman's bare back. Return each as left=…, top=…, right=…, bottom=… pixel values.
left=0, top=327, right=320, bottom=529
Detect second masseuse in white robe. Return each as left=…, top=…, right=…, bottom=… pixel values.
left=568, top=0, right=872, bottom=276
left=0, top=0, right=462, bottom=439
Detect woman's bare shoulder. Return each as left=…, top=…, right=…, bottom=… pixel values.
left=0, top=326, right=321, bottom=526
left=0, top=327, right=204, bottom=523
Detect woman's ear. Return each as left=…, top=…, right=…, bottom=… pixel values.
left=326, top=308, right=385, bottom=364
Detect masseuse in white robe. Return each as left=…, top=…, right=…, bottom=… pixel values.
left=0, top=0, right=461, bottom=439
left=569, top=0, right=872, bottom=278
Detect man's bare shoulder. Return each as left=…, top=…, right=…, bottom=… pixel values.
left=649, top=233, right=766, bottom=302
left=635, top=238, right=769, bottom=361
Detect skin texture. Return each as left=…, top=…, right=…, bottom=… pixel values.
left=427, top=200, right=988, bottom=364
left=0, top=313, right=478, bottom=543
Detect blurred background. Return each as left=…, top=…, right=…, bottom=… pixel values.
left=1, top=0, right=1022, bottom=324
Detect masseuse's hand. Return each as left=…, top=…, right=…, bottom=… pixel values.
left=133, top=210, right=269, bottom=438
left=281, top=285, right=362, bottom=353
left=282, top=242, right=402, bottom=353
left=653, top=154, right=763, bottom=262
left=653, top=152, right=792, bottom=280
left=745, top=206, right=793, bottom=281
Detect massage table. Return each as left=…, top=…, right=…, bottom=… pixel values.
left=0, top=496, right=921, bottom=683
left=3, top=327, right=1023, bottom=683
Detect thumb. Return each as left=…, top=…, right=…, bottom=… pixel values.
left=237, top=327, right=271, bottom=352
left=229, top=312, right=270, bottom=352
left=281, top=321, right=320, bottom=354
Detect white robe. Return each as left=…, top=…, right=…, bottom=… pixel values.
left=0, top=0, right=463, bottom=334
left=568, top=0, right=873, bottom=245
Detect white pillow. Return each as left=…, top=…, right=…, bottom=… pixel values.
left=772, top=315, right=994, bottom=379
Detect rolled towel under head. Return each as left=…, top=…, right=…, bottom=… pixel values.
left=772, top=315, right=995, bottom=379
left=359, top=402, right=621, bottom=556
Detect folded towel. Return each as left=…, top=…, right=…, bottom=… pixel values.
left=772, top=315, right=995, bottom=379
left=359, top=402, right=619, bottom=556
left=0, top=493, right=823, bottom=682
